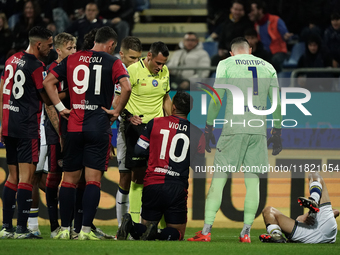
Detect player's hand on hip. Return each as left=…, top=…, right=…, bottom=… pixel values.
left=102, top=107, right=119, bottom=122
left=267, top=128, right=282, bottom=155
left=205, top=123, right=216, bottom=153
left=130, top=115, right=143, bottom=125
left=60, top=108, right=71, bottom=120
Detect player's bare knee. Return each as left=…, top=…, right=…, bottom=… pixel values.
left=262, top=206, right=273, bottom=216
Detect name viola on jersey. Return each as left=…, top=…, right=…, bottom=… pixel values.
left=79, top=56, right=102, bottom=63
left=169, top=121, right=187, bottom=131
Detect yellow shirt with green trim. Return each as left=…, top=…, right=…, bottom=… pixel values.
left=125, top=58, right=170, bottom=124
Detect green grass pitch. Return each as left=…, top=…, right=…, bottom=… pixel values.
left=1, top=226, right=339, bottom=255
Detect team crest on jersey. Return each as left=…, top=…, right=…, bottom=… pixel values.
left=152, top=79, right=158, bottom=87
left=42, top=71, right=47, bottom=80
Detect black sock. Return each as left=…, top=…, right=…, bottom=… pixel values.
left=46, top=186, right=59, bottom=231
left=74, top=186, right=85, bottom=233
left=2, top=181, right=17, bottom=229
left=59, top=182, right=76, bottom=227
left=16, top=183, right=33, bottom=233
left=82, top=182, right=100, bottom=227
left=158, top=227, right=181, bottom=241
left=130, top=223, right=147, bottom=240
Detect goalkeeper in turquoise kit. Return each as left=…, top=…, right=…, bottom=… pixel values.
left=188, top=37, right=282, bottom=243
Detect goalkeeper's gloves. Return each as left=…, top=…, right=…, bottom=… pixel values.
left=205, top=123, right=216, bottom=153
left=120, top=109, right=133, bottom=122
left=267, top=128, right=282, bottom=155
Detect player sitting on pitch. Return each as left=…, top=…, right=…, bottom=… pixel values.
left=259, top=172, right=339, bottom=243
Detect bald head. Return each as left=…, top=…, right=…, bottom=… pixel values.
left=230, top=37, right=251, bottom=56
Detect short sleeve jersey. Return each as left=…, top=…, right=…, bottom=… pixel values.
left=215, top=54, right=280, bottom=136
left=125, top=58, right=170, bottom=124
left=137, top=115, right=205, bottom=189
left=51, top=50, right=129, bottom=133
left=1, top=51, right=45, bottom=139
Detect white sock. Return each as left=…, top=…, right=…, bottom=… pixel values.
left=202, top=224, right=212, bottom=235
left=240, top=223, right=251, bottom=237
left=309, top=181, right=322, bottom=204
left=267, top=224, right=282, bottom=235
left=28, top=208, right=39, bottom=231
left=81, top=226, right=91, bottom=233
left=116, top=189, right=129, bottom=227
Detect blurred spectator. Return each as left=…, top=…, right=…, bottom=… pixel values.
left=0, top=13, right=13, bottom=64
left=207, top=0, right=231, bottom=35
left=11, top=0, right=46, bottom=52
left=37, top=0, right=53, bottom=24
left=167, top=32, right=210, bottom=90
left=248, top=0, right=293, bottom=72
left=298, top=34, right=332, bottom=69
left=96, top=0, right=132, bottom=52
left=47, top=22, right=57, bottom=36
left=281, top=0, right=329, bottom=36
left=297, top=34, right=333, bottom=91
left=244, top=28, right=271, bottom=63
left=52, top=6, right=70, bottom=34
left=97, top=0, right=134, bottom=33
left=65, top=2, right=104, bottom=50
left=216, top=0, right=252, bottom=58
left=324, top=12, right=340, bottom=67
left=60, top=0, right=90, bottom=20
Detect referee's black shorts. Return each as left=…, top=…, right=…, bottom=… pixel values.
left=125, top=123, right=147, bottom=168
left=141, top=183, right=188, bottom=224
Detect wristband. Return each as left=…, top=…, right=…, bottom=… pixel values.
left=55, top=101, right=66, bottom=112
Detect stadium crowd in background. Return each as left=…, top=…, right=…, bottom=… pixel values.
left=0, top=0, right=339, bottom=243
left=167, top=32, right=210, bottom=90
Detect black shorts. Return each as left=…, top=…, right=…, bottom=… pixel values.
left=4, top=136, right=39, bottom=164
left=48, top=143, right=62, bottom=173
left=141, top=183, right=188, bottom=224
left=63, top=131, right=111, bottom=172
left=125, top=123, right=147, bottom=169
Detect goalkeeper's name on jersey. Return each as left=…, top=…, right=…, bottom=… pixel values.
left=235, top=59, right=266, bottom=66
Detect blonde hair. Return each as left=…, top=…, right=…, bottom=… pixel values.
left=54, top=32, right=76, bottom=50
left=0, top=13, right=9, bottom=30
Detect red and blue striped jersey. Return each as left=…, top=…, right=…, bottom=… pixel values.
left=1, top=51, right=45, bottom=139
left=137, top=115, right=205, bottom=189
left=51, top=50, right=129, bottom=133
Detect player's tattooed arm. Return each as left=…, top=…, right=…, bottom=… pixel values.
left=45, top=104, right=60, bottom=136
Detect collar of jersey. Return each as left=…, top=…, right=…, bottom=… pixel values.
left=140, top=57, right=161, bottom=77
